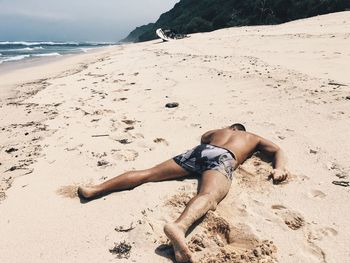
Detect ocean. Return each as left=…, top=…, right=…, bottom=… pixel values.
left=0, top=41, right=115, bottom=65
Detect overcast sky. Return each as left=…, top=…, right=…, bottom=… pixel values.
left=0, top=0, right=179, bottom=42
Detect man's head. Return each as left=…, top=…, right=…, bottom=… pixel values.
left=230, top=123, right=246, bottom=131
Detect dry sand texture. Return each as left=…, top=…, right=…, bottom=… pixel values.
left=0, top=11, right=349, bottom=263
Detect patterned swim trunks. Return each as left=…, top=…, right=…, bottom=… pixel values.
left=173, top=144, right=236, bottom=180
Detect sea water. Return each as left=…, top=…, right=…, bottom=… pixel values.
left=0, top=41, right=114, bottom=64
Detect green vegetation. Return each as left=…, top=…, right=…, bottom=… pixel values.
left=121, top=23, right=155, bottom=42
left=122, top=0, right=349, bottom=42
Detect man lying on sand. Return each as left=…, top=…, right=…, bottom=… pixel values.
left=78, top=123, right=288, bottom=262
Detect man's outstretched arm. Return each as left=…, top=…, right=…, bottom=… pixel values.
left=257, top=136, right=288, bottom=183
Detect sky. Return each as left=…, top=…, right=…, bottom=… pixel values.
left=0, top=0, right=179, bottom=42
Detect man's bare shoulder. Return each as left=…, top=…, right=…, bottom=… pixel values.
left=235, top=130, right=261, bottom=140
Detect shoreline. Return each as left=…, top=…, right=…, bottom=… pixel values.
left=0, top=54, right=68, bottom=75
left=0, top=12, right=349, bottom=263
left=0, top=45, right=118, bottom=100
left=0, top=41, right=118, bottom=73
left=0, top=44, right=118, bottom=75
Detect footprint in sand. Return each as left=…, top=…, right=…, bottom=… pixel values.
left=304, top=230, right=328, bottom=262
left=110, top=133, right=134, bottom=144
left=111, top=149, right=138, bottom=162
left=308, top=189, right=327, bottom=199
left=311, top=226, right=338, bottom=241
left=188, top=214, right=230, bottom=251
left=201, top=211, right=231, bottom=246
left=297, top=173, right=310, bottom=181
left=121, top=119, right=136, bottom=125
left=0, top=192, right=6, bottom=202
left=153, top=138, right=169, bottom=146
left=188, top=211, right=278, bottom=263
left=271, top=205, right=305, bottom=230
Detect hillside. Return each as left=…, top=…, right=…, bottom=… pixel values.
left=122, top=0, right=349, bottom=42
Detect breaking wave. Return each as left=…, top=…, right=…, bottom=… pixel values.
left=0, top=41, right=115, bottom=65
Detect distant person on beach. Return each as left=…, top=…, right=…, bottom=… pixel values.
left=78, top=123, right=288, bottom=262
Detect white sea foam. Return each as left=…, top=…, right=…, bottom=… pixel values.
left=32, top=53, right=61, bottom=57
left=85, top=41, right=114, bottom=46
left=0, top=41, right=79, bottom=46
left=18, top=47, right=35, bottom=51
left=3, top=47, right=44, bottom=52
left=80, top=48, right=93, bottom=53
left=0, top=55, right=30, bottom=63
left=25, top=46, right=44, bottom=51
left=0, top=41, right=111, bottom=65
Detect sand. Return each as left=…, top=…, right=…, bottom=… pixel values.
left=0, top=11, right=349, bottom=263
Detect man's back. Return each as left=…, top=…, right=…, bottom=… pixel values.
left=201, top=128, right=278, bottom=165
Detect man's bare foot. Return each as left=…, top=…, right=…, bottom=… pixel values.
left=164, top=223, right=193, bottom=263
left=77, top=186, right=101, bottom=200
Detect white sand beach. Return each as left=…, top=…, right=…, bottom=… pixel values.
left=0, top=11, right=349, bottom=263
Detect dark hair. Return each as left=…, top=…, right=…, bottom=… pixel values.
left=230, top=123, right=246, bottom=131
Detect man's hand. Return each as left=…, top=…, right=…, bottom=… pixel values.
left=271, top=169, right=288, bottom=184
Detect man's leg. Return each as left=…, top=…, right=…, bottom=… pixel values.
left=78, top=159, right=188, bottom=199
left=164, top=170, right=231, bottom=262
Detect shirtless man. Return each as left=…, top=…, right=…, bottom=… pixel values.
left=78, top=123, right=288, bottom=262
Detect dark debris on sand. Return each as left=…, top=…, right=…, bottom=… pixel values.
left=332, top=180, right=349, bottom=187
left=121, top=119, right=136, bottom=125
left=97, top=160, right=109, bottom=167
left=109, top=241, right=132, bottom=259
left=165, top=102, right=179, bottom=108
left=116, top=139, right=132, bottom=144
left=5, top=147, right=18, bottom=154
left=115, top=222, right=135, bottom=232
